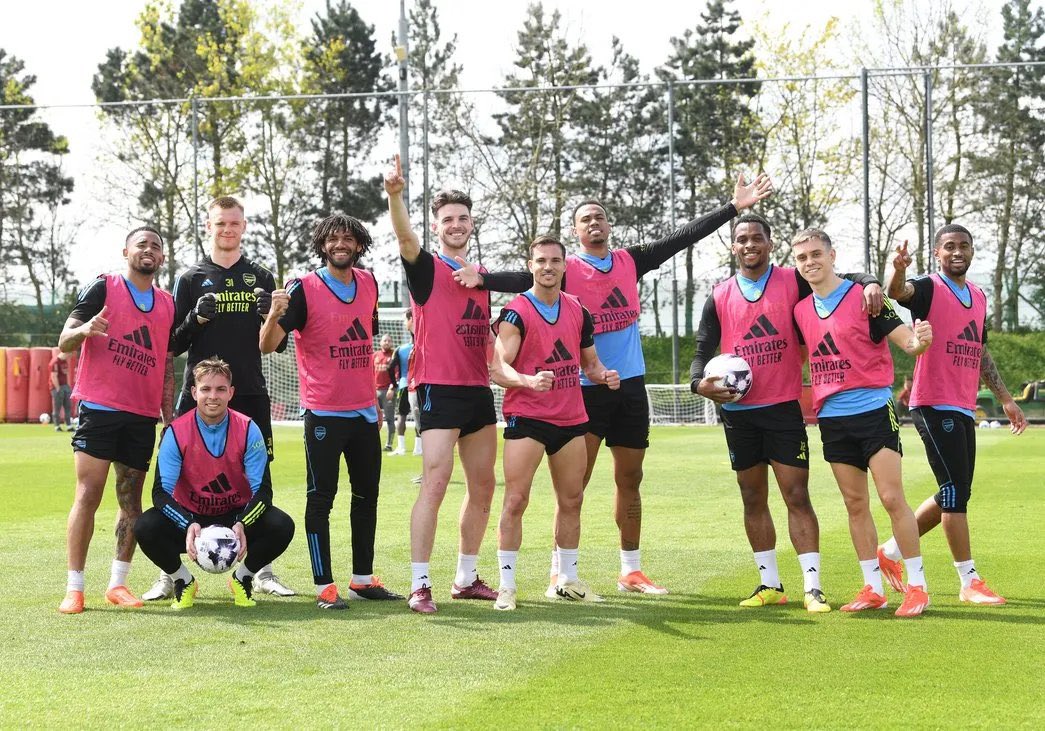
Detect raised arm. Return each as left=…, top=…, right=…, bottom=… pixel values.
left=627, top=173, right=773, bottom=277
left=384, top=154, right=421, bottom=264
left=885, top=240, right=916, bottom=303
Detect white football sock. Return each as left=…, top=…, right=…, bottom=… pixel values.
left=882, top=536, right=902, bottom=562
left=315, top=582, right=333, bottom=596
left=753, top=549, right=780, bottom=588
left=549, top=549, right=559, bottom=577
left=859, top=558, right=885, bottom=595
left=454, top=554, right=478, bottom=588
left=905, top=556, right=927, bottom=589
left=797, top=552, right=821, bottom=592
left=557, top=548, right=579, bottom=582
left=67, top=570, right=85, bottom=593
left=411, top=562, right=431, bottom=592
left=397, top=436, right=406, bottom=450
left=498, top=550, right=518, bottom=590
left=954, top=559, right=979, bottom=589
left=171, top=564, right=193, bottom=585
left=351, top=574, right=373, bottom=586
left=234, top=563, right=255, bottom=581
left=108, top=559, right=131, bottom=590
left=620, top=549, right=641, bottom=576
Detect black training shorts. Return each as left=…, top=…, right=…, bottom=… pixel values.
left=416, top=384, right=496, bottom=437
left=582, top=375, right=649, bottom=450
left=71, top=404, right=158, bottom=471
left=720, top=400, right=809, bottom=472
left=503, top=415, right=587, bottom=456
left=817, top=402, right=902, bottom=471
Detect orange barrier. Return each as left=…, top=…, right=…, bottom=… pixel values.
left=65, top=348, right=81, bottom=419
left=29, top=347, right=55, bottom=422
left=5, top=348, right=30, bottom=423
left=0, top=349, right=7, bottom=422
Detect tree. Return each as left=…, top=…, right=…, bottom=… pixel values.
left=299, top=0, right=391, bottom=226
left=750, top=17, right=859, bottom=263
left=0, top=50, right=76, bottom=310
left=94, top=2, right=215, bottom=285
left=571, top=38, right=670, bottom=334
left=658, top=0, right=761, bottom=334
left=486, top=3, right=599, bottom=263
left=970, top=0, right=1045, bottom=330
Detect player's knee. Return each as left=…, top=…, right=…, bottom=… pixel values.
left=615, top=467, right=643, bottom=491
left=73, top=483, right=105, bottom=512
left=841, top=491, right=870, bottom=515
left=132, top=509, right=163, bottom=542
left=557, top=491, right=583, bottom=515
left=877, top=489, right=909, bottom=516
left=738, top=485, right=768, bottom=512
left=780, top=483, right=813, bottom=512
left=935, top=482, right=971, bottom=513
left=269, top=509, right=296, bottom=550
left=502, top=491, right=529, bottom=518
left=304, top=492, right=336, bottom=519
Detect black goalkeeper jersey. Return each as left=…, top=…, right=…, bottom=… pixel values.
left=172, top=255, right=284, bottom=395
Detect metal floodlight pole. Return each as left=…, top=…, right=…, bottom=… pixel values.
left=924, top=70, right=936, bottom=273
left=667, top=81, right=680, bottom=390
left=861, top=68, right=871, bottom=274
left=422, top=89, right=430, bottom=252
left=396, top=0, right=410, bottom=306
left=191, top=96, right=201, bottom=255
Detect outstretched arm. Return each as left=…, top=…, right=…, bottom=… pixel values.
left=384, top=154, right=421, bottom=264
left=627, top=173, right=774, bottom=277
left=452, top=256, right=533, bottom=293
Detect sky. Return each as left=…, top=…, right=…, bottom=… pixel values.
left=0, top=0, right=1010, bottom=294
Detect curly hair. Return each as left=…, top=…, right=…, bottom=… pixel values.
left=310, top=213, right=373, bottom=264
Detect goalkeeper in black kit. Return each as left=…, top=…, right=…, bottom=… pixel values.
left=142, top=195, right=296, bottom=600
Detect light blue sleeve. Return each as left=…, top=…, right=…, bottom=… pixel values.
left=157, top=427, right=182, bottom=495
left=243, top=422, right=268, bottom=494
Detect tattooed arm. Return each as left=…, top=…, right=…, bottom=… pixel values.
left=980, top=349, right=1027, bottom=435
left=161, top=354, right=175, bottom=424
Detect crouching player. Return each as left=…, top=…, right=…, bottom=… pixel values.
left=490, top=236, right=620, bottom=610
left=134, top=358, right=295, bottom=609
left=791, top=229, right=932, bottom=617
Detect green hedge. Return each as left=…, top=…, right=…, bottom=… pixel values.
left=643, top=331, right=1045, bottom=390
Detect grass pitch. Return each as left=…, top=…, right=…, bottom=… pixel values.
left=1, top=423, right=1042, bottom=729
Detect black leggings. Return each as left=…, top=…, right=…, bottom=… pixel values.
left=303, top=412, right=382, bottom=584
left=134, top=506, right=295, bottom=575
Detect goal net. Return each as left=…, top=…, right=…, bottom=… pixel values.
left=262, top=307, right=718, bottom=426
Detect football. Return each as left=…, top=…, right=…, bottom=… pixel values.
left=39, top=413, right=51, bottom=424
left=703, top=353, right=753, bottom=403
left=194, top=525, right=241, bottom=574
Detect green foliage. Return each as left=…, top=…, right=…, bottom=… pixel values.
left=0, top=299, right=74, bottom=346
left=970, top=0, right=1045, bottom=331
left=657, top=0, right=762, bottom=335
left=0, top=50, right=75, bottom=310
left=299, top=0, right=392, bottom=224
left=889, top=330, right=1045, bottom=390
